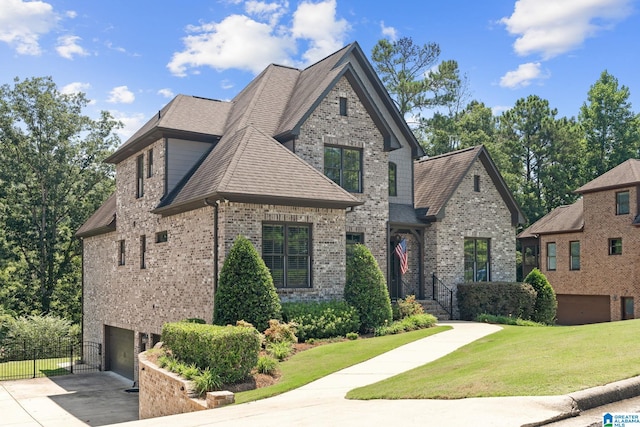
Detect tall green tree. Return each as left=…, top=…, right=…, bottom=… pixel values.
left=0, top=76, right=119, bottom=322
left=579, top=70, right=640, bottom=179
left=371, top=38, right=466, bottom=121
left=497, top=95, right=583, bottom=223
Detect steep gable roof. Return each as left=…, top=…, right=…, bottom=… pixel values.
left=105, top=95, right=231, bottom=164
left=414, top=145, right=525, bottom=226
left=154, top=125, right=361, bottom=215
left=76, top=192, right=116, bottom=237
left=517, top=198, right=584, bottom=238
left=576, top=159, right=640, bottom=194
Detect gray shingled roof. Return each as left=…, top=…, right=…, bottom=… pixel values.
left=517, top=198, right=584, bottom=238
left=105, top=95, right=231, bottom=164
left=576, top=159, right=640, bottom=194
left=76, top=192, right=116, bottom=237
left=155, top=125, right=361, bottom=215
left=414, top=145, right=525, bottom=225
left=80, top=42, right=425, bottom=235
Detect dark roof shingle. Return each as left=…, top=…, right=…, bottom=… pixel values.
left=76, top=192, right=116, bottom=237
left=517, top=198, right=584, bottom=238
left=576, top=159, right=640, bottom=194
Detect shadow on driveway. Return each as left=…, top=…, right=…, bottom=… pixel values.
left=3, top=371, right=139, bottom=426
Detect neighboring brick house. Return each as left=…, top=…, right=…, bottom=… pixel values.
left=77, top=43, right=522, bottom=381
left=518, top=159, right=640, bottom=325
left=413, top=146, right=526, bottom=317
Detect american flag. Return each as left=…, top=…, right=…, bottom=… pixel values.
left=395, top=238, right=408, bottom=275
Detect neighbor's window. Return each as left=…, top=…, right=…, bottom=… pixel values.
left=570, top=241, right=580, bottom=270
left=473, top=175, right=480, bottom=192
left=546, top=242, right=556, bottom=271
left=118, top=240, right=125, bottom=266
left=388, top=162, right=397, bottom=197
left=147, top=149, right=154, bottom=178
left=609, top=238, right=622, bottom=255
left=136, top=154, right=144, bottom=198
left=263, top=223, right=311, bottom=288
left=616, top=191, right=629, bottom=215
left=324, top=146, right=362, bottom=192
left=140, top=235, right=146, bottom=269
left=523, top=245, right=539, bottom=267
left=464, top=238, right=490, bottom=282
left=339, top=97, right=348, bottom=116
left=156, top=230, right=168, bottom=243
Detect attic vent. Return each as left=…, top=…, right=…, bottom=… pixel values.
left=158, top=110, right=161, bottom=120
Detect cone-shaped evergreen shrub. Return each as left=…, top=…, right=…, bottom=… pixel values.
left=524, top=268, right=557, bottom=324
left=344, top=244, right=392, bottom=332
left=214, top=235, right=281, bottom=331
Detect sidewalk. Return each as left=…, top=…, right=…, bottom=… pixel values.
left=110, top=321, right=579, bottom=427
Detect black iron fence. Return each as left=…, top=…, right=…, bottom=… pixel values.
left=432, top=273, right=454, bottom=317
left=0, top=339, right=102, bottom=381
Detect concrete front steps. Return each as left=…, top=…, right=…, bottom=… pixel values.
left=418, top=299, right=452, bottom=321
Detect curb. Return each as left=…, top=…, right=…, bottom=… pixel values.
left=568, top=376, right=640, bottom=411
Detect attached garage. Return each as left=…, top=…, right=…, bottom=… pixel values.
left=105, top=325, right=135, bottom=380
left=556, top=294, right=610, bottom=325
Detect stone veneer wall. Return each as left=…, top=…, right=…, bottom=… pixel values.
left=217, top=202, right=346, bottom=301
left=138, top=352, right=233, bottom=420
left=294, top=76, right=389, bottom=274
left=83, top=137, right=216, bottom=380
left=540, top=186, right=640, bottom=321
left=424, top=160, right=516, bottom=316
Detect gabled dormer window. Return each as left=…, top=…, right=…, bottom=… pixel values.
left=339, top=97, right=348, bottom=116
left=324, top=145, right=362, bottom=193
left=616, top=191, right=629, bottom=215
left=136, top=154, right=144, bottom=198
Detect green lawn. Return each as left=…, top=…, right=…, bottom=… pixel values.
left=235, top=325, right=451, bottom=404
left=0, top=357, right=74, bottom=380
left=347, top=319, right=640, bottom=400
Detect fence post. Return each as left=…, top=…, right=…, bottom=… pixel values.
left=70, top=342, right=74, bottom=374
left=33, top=348, right=36, bottom=379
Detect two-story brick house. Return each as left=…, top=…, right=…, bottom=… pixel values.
left=518, top=159, right=640, bottom=325
left=77, top=43, right=522, bottom=380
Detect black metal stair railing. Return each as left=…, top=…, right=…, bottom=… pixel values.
left=432, top=273, right=454, bottom=317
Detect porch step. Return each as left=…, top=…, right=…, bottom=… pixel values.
left=418, top=299, right=452, bottom=321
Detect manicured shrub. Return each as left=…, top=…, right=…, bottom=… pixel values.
left=374, top=313, right=437, bottom=336
left=475, top=313, right=545, bottom=327
left=344, top=244, right=392, bottom=332
left=524, top=268, right=557, bottom=325
left=263, top=319, right=297, bottom=344
left=393, top=295, right=424, bottom=320
left=162, top=322, right=261, bottom=384
left=346, top=332, right=359, bottom=340
left=214, top=235, right=281, bottom=331
left=457, top=282, right=537, bottom=321
left=281, top=301, right=360, bottom=342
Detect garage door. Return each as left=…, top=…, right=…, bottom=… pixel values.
left=105, top=326, right=134, bottom=380
left=556, top=294, right=610, bottom=325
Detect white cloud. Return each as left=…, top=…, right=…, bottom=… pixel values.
left=109, top=110, right=146, bottom=141
left=499, top=62, right=547, bottom=88
left=168, top=14, right=295, bottom=76
left=0, top=0, right=59, bottom=55
left=221, top=79, right=234, bottom=90
left=501, top=0, right=633, bottom=59
left=157, top=88, right=174, bottom=98
left=107, top=86, right=135, bottom=104
left=167, top=0, right=350, bottom=76
left=60, top=81, right=91, bottom=95
left=56, top=34, right=88, bottom=59
left=65, top=10, right=77, bottom=19
left=491, top=105, right=511, bottom=116
left=380, top=21, right=397, bottom=41
left=245, top=0, right=287, bottom=26
left=291, top=0, right=350, bottom=64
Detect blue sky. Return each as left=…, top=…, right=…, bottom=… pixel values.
left=1, top=0, right=638, bottom=142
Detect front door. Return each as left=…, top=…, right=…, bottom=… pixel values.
left=622, top=297, right=634, bottom=320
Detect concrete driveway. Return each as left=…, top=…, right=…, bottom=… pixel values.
left=1, top=372, right=139, bottom=426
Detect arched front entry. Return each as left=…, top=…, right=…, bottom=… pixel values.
left=388, top=226, right=424, bottom=300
